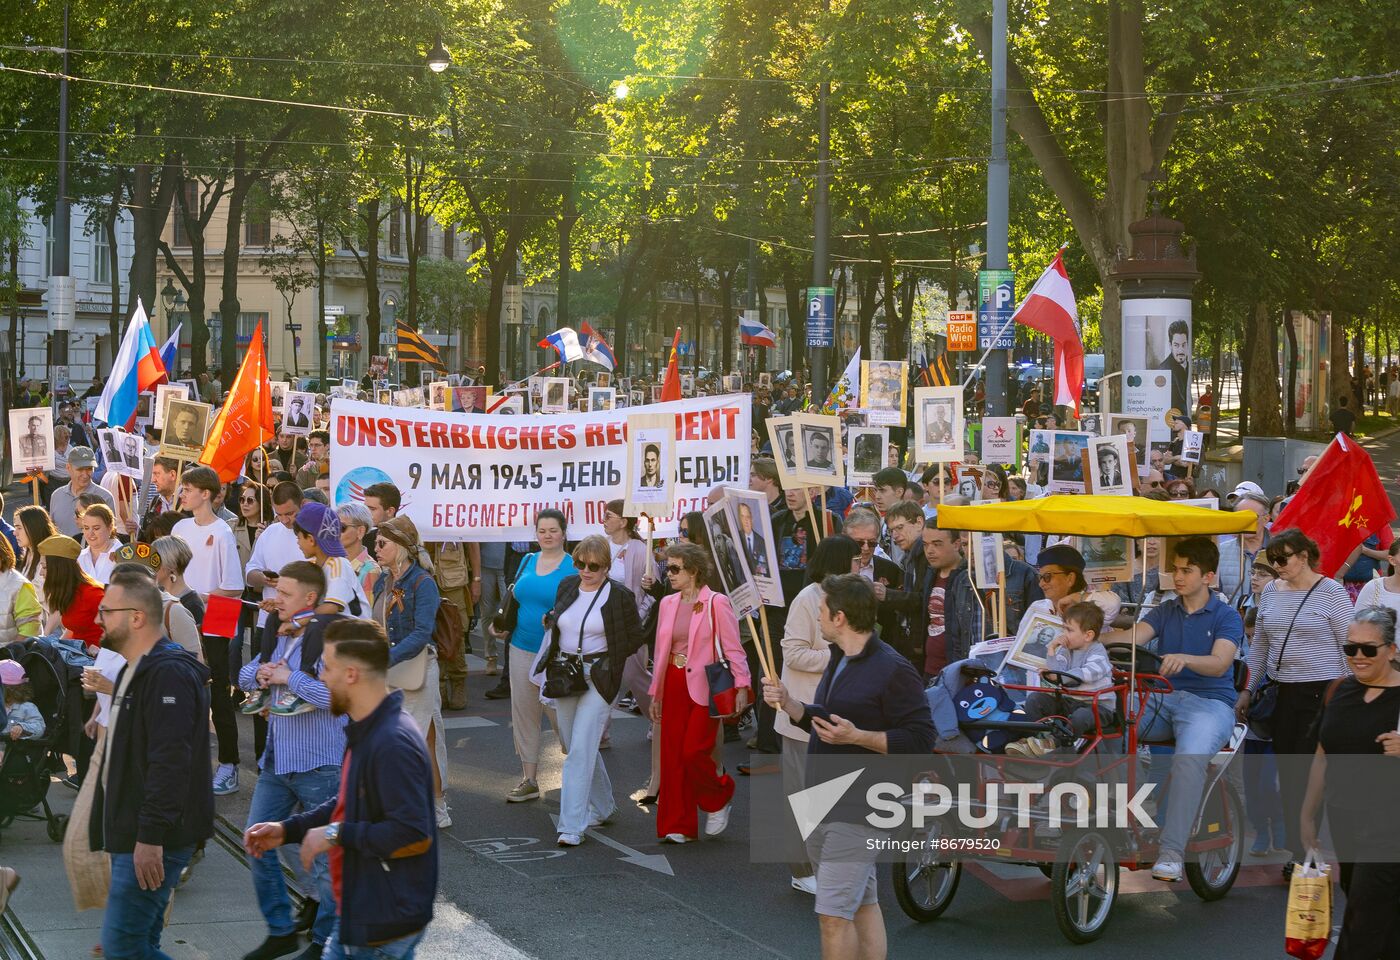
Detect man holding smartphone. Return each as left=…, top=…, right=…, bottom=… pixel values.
left=245, top=481, right=307, bottom=766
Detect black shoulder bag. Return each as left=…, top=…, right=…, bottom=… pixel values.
left=1246, top=578, right=1322, bottom=739
left=542, top=585, right=603, bottom=699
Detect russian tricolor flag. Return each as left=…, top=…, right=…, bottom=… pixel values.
left=538, top=327, right=585, bottom=363
left=94, top=300, right=168, bottom=429
left=580, top=321, right=616, bottom=371
left=739, top=314, right=777, bottom=348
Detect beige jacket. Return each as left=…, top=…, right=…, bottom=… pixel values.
left=774, top=583, right=832, bottom=743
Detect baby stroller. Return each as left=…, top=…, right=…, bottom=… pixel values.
left=0, top=644, right=71, bottom=842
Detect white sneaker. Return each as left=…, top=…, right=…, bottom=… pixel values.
left=790, top=875, right=817, bottom=895
left=705, top=803, right=732, bottom=837
left=1151, top=858, right=1184, bottom=882
left=435, top=797, right=452, bottom=829
left=660, top=833, right=691, bottom=844
left=557, top=833, right=583, bottom=847
left=589, top=807, right=617, bottom=828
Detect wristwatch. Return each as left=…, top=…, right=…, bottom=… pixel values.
left=325, top=822, right=342, bottom=846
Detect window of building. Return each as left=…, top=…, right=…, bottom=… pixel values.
left=244, top=185, right=271, bottom=247
left=91, top=234, right=112, bottom=285
left=389, top=200, right=402, bottom=257
left=442, top=225, right=455, bottom=261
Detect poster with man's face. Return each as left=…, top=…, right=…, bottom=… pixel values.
left=1180, top=429, right=1205, bottom=465
left=913, top=386, right=964, bottom=463
left=153, top=383, right=190, bottom=430
left=725, top=487, right=784, bottom=606
left=846, top=426, right=889, bottom=487
left=1077, top=535, right=1134, bottom=585
left=429, top=381, right=449, bottom=410
left=703, top=498, right=760, bottom=619
left=792, top=413, right=843, bottom=487
left=860, top=360, right=908, bottom=426
left=1107, top=414, right=1150, bottom=477
left=9, top=407, right=55, bottom=473
left=757, top=373, right=772, bottom=389
left=623, top=412, right=676, bottom=517
left=1088, top=435, right=1133, bottom=496
left=629, top=388, right=645, bottom=407
left=269, top=381, right=289, bottom=413
left=765, top=416, right=801, bottom=489
left=680, top=374, right=695, bottom=397
left=100, top=428, right=145, bottom=480
left=159, top=398, right=213, bottom=462
left=1047, top=430, right=1092, bottom=493
left=724, top=374, right=743, bottom=393
left=541, top=378, right=570, bottom=414
left=282, top=391, right=315, bottom=435
left=972, top=531, right=1005, bottom=590
left=588, top=387, right=616, bottom=412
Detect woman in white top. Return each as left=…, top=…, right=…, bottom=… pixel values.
left=536, top=535, right=644, bottom=847
left=77, top=503, right=119, bottom=585
left=1354, top=539, right=1400, bottom=618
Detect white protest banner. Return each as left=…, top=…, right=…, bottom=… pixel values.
left=330, top=394, right=751, bottom=542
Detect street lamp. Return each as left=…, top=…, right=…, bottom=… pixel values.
left=161, top=278, right=177, bottom=313
left=426, top=36, right=451, bottom=73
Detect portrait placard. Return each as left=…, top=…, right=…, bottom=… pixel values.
left=846, top=426, right=890, bottom=487
left=540, top=378, right=571, bottom=414
left=1047, top=430, right=1093, bottom=493
left=588, top=387, right=616, bottom=412
left=792, top=413, right=844, bottom=487
left=9, top=407, right=55, bottom=473
left=913, top=386, right=963, bottom=463
left=622, top=412, right=675, bottom=517
left=282, top=391, right=316, bottom=435
left=723, top=487, right=784, bottom=607
left=159, top=398, right=213, bottom=462
left=860, top=360, right=908, bottom=427
left=1088, top=435, right=1134, bottom=496
left=765, top=415, right=801, bottom=489
left=1107, top=414, right=1150, bottom=477
left=702, top=498, right=760, bottom=619
left=154, top=383, right=190, bottom=430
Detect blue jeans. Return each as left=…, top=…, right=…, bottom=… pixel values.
left=101, top=846, right=195, bottom=960
left=1136, top=690, right=1236, bottom=859
left=247, top=764, right=341, bottom=944
left=325, top=921, right=425, bottom=959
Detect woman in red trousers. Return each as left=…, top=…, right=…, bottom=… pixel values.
left=648, top=543, right=751, bottom=843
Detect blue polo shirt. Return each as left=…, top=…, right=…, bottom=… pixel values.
left=1142, top=592, right=1243, bottom=703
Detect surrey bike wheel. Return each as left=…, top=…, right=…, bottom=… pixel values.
left=890, top=823, right=962, bottom=922
left=1050, top=831, right=1118, bottom=943
left=1185, top=779, right=1244, bottom=901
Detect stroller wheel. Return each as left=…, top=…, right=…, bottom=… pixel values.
left=47, top=814, right=68, bottom=843
left=0, top=815, right=13, bottom=830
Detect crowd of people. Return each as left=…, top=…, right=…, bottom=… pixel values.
left=0, top=363, right=1396, bottom=960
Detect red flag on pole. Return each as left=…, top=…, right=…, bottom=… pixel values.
left=1271, top=433, right=1396, bottom=577
left=660, top=327, right=683, bottom=402
left=199, top=320, right=276, bottom=482
left=1012, top=249, right=1085, bottom=416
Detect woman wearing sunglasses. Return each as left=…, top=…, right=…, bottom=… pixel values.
left=647, top=542, right=750, bottom=844
left=1300, top=605, right=1400, bottom=957
left=536, top=535, right=645, bottom=847
left=1240, top=528, right=1352, bottom=874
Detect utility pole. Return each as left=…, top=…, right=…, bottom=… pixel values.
left=48, top=1, right=74, bottom=377
left=808, top=0, right=832, bottom=401
left=982, top=0, right=1011, bottom=416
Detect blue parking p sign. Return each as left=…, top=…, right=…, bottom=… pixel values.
left=806, top=286, right=835, bottom=348
left=977, top=269, right=1015, bottom=350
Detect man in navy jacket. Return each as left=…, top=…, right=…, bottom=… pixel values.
left=245, top=620, right=437, bottom=959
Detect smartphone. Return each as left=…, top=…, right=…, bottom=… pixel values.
left=262, top=570, right=280, bottom=580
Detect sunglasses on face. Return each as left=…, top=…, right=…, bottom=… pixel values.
left=1268, top=551, right=1296, bottom=567
left=666, top=564, right=685, bottom=575
left=576, top=561, right=607, bottom=573
left=1343, top=642, right=1392, bottom=658
left=240, top=496, right=258, bottom=504
left=1037, top=570, right=1068, bottom=584
left=852, top=538, right=878, bottom=549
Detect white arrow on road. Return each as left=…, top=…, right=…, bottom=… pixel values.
left=549, top=814, right=674, bottom=876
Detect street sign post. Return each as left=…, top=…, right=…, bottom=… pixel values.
left=977, top=269, right=1015, bottom=350
left=806, top=286, right=834, bottom=348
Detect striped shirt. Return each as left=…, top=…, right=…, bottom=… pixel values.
left=1247, top=577, right=1352, bottom=687
left=237, top=613, right=346, bottom=774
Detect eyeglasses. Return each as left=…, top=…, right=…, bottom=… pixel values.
left=666, top=564, right=685, bottom=575
left=96, top=606, right=139, bottom=619
left=576, top=560, right=608, bottom=573
left=1343, top=642, right=1391, bottom=658
left=1037, top=570, right=1069, bottom=584
left=240, top=496, right=258, bottom=504
left=1145, top=480, right=1163, bottom=488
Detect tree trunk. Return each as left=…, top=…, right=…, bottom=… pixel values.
left=364, top=198, right=382, bottom=370
left=1283, top=309, right=1299, bottom=436
left=7, top=239, right=17, bottom=382
left=558, top=187, right=577, bottom=331
left=126, top=146, right=180, bottom=324
left=717, top=263, right=735, bottom=375
left=1351, top=327, right=1365, bottom=411
left=219, top=141, right=255, bottom=380
left=1245, top=301, right=1282, bottom=436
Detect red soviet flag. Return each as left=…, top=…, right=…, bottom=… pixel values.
left=1271, top=433, right=1396, bottom=577
left=659, top=327, right=683, bottom=402
left=199, top=319, right=275, bottom=483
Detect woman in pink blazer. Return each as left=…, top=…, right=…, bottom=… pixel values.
left=648, top=542, right=751, bottom=842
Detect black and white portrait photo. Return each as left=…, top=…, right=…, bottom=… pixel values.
left=100, top=428, right=123, bottom=466
left=429, top=381, right=449, bottom=410
left=723, top=488, right=784, bottom=607
left=159, top=398, right=213, bottom=462
left=972, top=531, right=1005, bottom=590
left=1088, top=435, right=1133, bottom=496
left=860, top=360, right=908, bottom=427
left=282, top=391, right=315, bottom=435
left=588, top=387, right=616, bottom=412
left=846, top=426, right=889, bottom=486
left=1048, top=430, right=1092, bottom=493
left=541, top=377, right=570, bottom=414
left=623, top=413, right=676, bottom=516
left=702, top=499, right=760, bottom=618
left=270, top=381, right=289, bottom=412
left=793, top=414, right=843, bottom=486
left=1107, top=414, right=1150, bottom=476
left=630, top=388, right=645, bottom=407
left=154, top=382, right=190, bottom=430
left=680, top=374, right=695, bottom=397
left=913, top=386, right=963, bottom=462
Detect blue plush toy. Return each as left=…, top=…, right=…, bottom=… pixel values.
left=953, top=679, right=1020, bottom=752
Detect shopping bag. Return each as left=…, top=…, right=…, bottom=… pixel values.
left=1284, top=852, right=1332, bottom=959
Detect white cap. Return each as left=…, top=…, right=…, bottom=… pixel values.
left=1228, top=481, right=1265, bottom=500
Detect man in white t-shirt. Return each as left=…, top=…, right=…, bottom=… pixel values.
left=245, top=482, right=306, bottom=630
left=292, top=501, right=372, bottom=619
left=172, top=465, right=245, bottom=797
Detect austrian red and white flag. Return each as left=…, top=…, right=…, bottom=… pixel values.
left=1012, top=249, right=1085, bottom=415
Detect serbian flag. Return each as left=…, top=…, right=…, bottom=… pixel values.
left=739, top=314, right=778, bottom=348
left=1012, top=249, right=1084, bottom=415
left=580, top=321, right=616, bottom=370
left=94, top=300, right=168, bottom=429
left=538, top=327, right=585, bottom=364
left=660, top=327, right=683, bottom=402
left=1272, top=433, right=1397, bottom=577
left=199, top=320, right=275, bottom=483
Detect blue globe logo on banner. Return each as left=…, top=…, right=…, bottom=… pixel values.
left=336, top=466, right=394, bottom=507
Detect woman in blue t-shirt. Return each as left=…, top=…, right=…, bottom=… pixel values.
left=491, top=509, right=575, bottom=803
